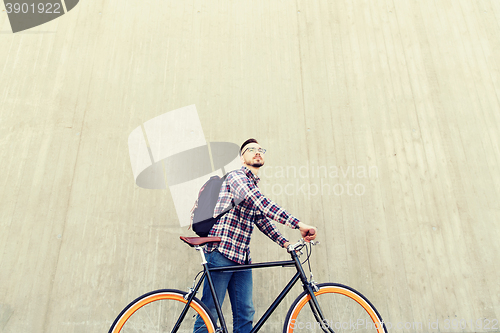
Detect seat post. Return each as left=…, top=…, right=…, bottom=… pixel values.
left=195, top=245, right=207, bottom=265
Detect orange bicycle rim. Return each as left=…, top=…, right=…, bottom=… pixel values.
left=286, top=286, right=385, bottom=333
left=112, top=292, right=215, bottom=333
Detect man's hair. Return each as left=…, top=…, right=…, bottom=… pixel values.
left=240, top=138, right=259, bottom=155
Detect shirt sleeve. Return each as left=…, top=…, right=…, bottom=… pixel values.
left=228, top=171, right=300, bottom=229
left=255, top=214, right=289, bottom=247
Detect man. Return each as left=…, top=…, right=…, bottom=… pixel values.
left=193, top=138, right=317, bottom=333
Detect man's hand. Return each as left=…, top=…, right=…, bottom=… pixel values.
left=298, top=222, right=317, bottom=242
left=283, top=222, right=317, bottom=250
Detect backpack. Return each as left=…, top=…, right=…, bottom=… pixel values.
left=191, top=174, right=234, bottom=237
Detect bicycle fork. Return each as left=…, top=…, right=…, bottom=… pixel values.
left=291, top=252, right=335, bottom=333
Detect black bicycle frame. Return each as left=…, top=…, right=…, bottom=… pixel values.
left=172, top=249, right=333, bottom=333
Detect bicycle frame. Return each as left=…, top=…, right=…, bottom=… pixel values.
left=172, top=246, right=333, bottom=333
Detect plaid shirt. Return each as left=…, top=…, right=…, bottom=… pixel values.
left=206, top=166, right=300, bottom=264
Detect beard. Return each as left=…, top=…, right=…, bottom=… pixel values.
left=247, top=156, right=264, bottom=168
left=250, top=160, right=264, bottom=168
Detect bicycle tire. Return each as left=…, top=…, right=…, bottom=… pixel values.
left=283, top=283, right=388, bottom=333
left=108, top=289, right=217, bottom=333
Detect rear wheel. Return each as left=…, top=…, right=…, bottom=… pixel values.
left=283, top=283, right=387, bottom=333
left=108, top=289, right=216, bottom=333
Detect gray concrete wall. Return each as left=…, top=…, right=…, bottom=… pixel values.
left=1, top=0, right=499, bottom=332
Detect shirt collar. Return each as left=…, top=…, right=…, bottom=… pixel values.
left=241, top=166, right=260, bottom=184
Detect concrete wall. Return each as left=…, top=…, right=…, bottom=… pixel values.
left=1, top=0, right=499, bottom=332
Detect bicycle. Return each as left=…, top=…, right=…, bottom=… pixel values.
left=108, top=236, right=388, bottom=333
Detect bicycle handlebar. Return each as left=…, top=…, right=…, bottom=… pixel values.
left=287, top=238, right=319, bottom=253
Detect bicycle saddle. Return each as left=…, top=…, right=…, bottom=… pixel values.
left=180, top=236, right=221, bottom=247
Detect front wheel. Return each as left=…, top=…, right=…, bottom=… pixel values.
left=284, top=283, right=388, bottom=333
left=108, top=289, right=217, bottom=333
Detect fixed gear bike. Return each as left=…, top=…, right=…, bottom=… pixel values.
left=108, top=236, right=388, bottom=333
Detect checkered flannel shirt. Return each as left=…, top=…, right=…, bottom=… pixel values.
left=206, top=166, right=300, bottom=264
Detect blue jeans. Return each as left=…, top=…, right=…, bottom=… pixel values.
left=193, top=250, right=255, bottom=333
